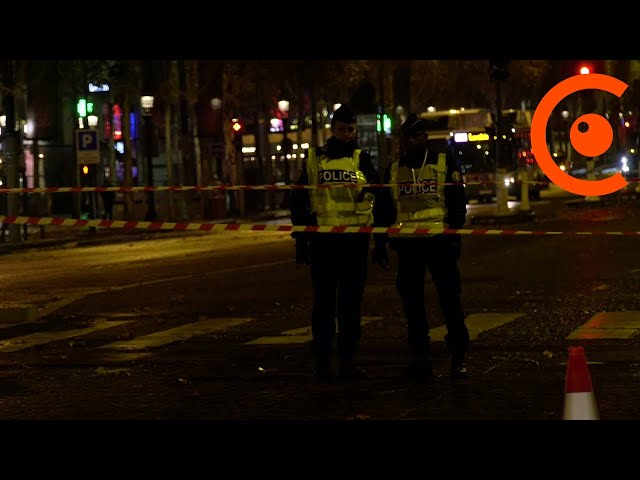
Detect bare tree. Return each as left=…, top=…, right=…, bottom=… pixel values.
left=105, top=60, right=142, bottom=220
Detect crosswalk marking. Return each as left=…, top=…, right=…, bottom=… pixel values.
left=99, top=352, right=154, bottom=362
left=245, top=316, right=384, bottom=345
left=431, top=312, right=525, bottom=342
left=0, top=323, right=23, bottom=330
left=99, top=317, right=253, bottom=350
left=0, top=310, right=574, bottom=357
left=566, top=311, right=640, bottom=340
left=0, top=319, right=132, bottom=353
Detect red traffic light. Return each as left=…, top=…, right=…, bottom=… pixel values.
left=578, top=60, right=603, bottom=75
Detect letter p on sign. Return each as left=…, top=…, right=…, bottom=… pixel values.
left=81, top=133, right=94, bottom=148
left=75, top=129, right=100, bottom=164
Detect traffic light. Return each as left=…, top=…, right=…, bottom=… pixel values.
left=77, top=99, right=87, bottom=118
left=231, top=118, right=243, bottom=135
left=80, top=164, right=96, bottom=187
left=489, top=59, right=511, bottom=81
left=231, top=118, right=243, bottom=151
left=76, top=99, right=95, bottom=118
left=578, top=60, right=604, bottom=75
left=376, top=114, right=392, bottom=135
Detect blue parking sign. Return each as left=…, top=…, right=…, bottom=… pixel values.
left=75, top=129, right=100, bottom=164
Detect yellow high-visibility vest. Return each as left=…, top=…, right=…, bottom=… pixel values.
left=307, top=147, right=374, bottom=226
left=390, top=153, right=447, bottom=232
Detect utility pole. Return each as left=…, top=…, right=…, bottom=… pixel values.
left=3, top=60, right=21, bottom=243
left=490, top=59, right=511, bottom=216
left=255, top=74, right=268, bottom=210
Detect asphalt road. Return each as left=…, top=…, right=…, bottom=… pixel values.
left=0, top=190, right=639, bottom=421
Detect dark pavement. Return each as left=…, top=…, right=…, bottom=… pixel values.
left=0, top=187, right=639, bottom=426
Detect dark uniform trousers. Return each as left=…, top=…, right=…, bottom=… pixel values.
left=391, top=234, right=469, bottom=359
left=309, top=233, right=370, bottom=362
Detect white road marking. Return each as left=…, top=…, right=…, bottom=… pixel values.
left=245, top=316, right=383, bottom=345
left=0, top=319, right=132, bottom=353
left=566, top=311, right=640, bottom=340
left=99, top=317, right=253, bottom=350
left=431, top=312, right=525, bottom=342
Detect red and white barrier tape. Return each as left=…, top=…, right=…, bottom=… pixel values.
left=2, top=216, right=640, bottom=236
left=2, top=177, right=639, bottom=195
left=3, top=178, right=633, bottom=194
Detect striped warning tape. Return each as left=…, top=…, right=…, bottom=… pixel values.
left=2, top=179, right=639, bottom=195
left=2, top=216, right=639, bottom=236
left=0, top=179, right=615, bottom=194
left=2, top=179, right=640, bottom=194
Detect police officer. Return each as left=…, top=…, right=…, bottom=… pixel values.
left=372, top=113, right=469, bottom=381
left=290, top=104, right=380, bottom=381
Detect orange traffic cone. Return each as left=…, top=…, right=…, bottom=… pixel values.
left=563, top=346, right=599, bottom=420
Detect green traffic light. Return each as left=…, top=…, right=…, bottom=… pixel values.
left=383, top=114, right=392, bottom=132
left=77, top=99, right=87, bottom=118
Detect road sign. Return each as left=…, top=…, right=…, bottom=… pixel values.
left=75, top=129, right=100, bottom=165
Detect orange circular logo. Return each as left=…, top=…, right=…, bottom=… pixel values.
left=531, top=74, right=628, bottom=196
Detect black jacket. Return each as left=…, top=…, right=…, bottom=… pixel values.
left=373, top=146, right=467, bottom=237
left=289, top=137, right=381, bottom=232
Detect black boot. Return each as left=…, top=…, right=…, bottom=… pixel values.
left=338, top=353, right=367, bottom=381
left=313, top=355, right=332, bottom=382
left=339, top=361, right=367, bottom=380
left=407, top=336, right=434, bottom=382
left=445, top=333, right=469, bottom=380
left=450, top=352, right=468, bottom=380
left=337, top=337, right=367, bottom=381
left=311, top=342, right=332, bottom=382
left=407, top=353, right=435, bottom=383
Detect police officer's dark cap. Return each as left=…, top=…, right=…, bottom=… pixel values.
left=331, top=104, right=357, bottom=127
left=401, top=114, right=427, bottom=137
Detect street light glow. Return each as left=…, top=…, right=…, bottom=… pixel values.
left=278, top=99, right=290, bottom=114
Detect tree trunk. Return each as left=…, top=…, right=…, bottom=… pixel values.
left=255, top=68, right=270, bottom=211
left=122, top=91, right=135, bottom=220
left=295, top=71, right=304, bottom=181
left=168, top=61, right=188, bottom=221
left=164, top=102, right=175, bottom=221
left=222, top=62, right=244, bottom=217
left=310, top=78, right=319, bottom=148
left=384, top=62, right=398, bottom=165
left=185, top=60, right=207, bottom=219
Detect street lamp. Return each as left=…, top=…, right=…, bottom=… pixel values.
left=84, top=114, right=99, bottom=225
left=561, top=110, right=570, bottom=160
left=278, top=99, right=291, bottom=184
left=141, top=95, right=157, bottom=221
left=210, top=98, right=222, bottom=180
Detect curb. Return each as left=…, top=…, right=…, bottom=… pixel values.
left=0, top=229, right=200, bottom=256
left=0, top=212, right=292, bottom=255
